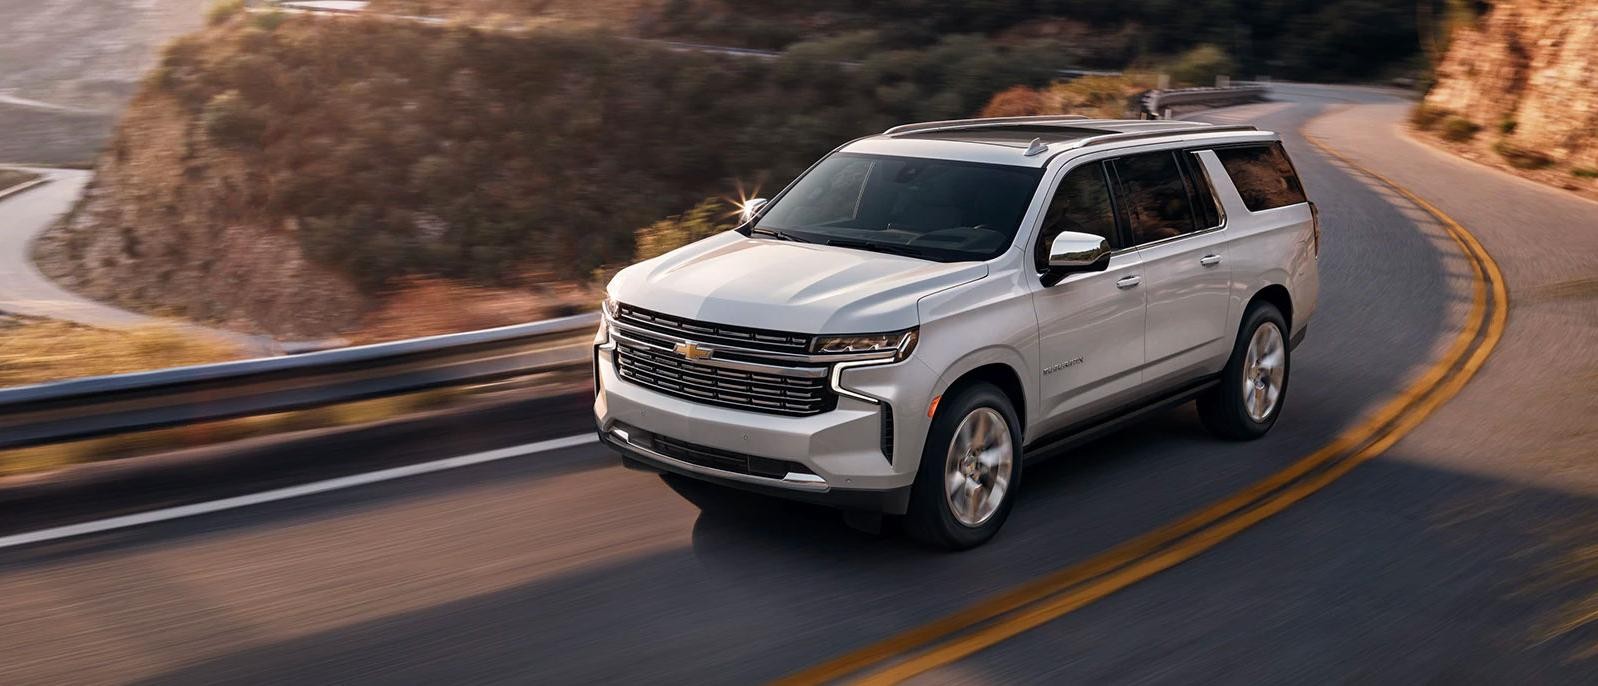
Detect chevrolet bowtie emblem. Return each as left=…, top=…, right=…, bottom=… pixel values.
left=673, top=342, right=714, bottom=360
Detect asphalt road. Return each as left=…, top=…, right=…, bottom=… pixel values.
left=0, top=167, right=284, bottom=353
left=1, top=85, right=1595, bottom=684
left=0, top=167, right=143, bottom=326
left=0, top=0, right=211, bottom=166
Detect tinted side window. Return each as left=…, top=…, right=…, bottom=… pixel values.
left=1034, top=164, right=1118, bottom=272
left=1114, top=151, right=1196, bottom=246
left=1214, top=143, right=1307, bottom=211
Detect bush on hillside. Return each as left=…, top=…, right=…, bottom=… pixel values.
left=1493, top=142, right=1552, bottom=170
left=978, top=75, right=1153, bottom=119
left=1167, top=45, right=1235, bottom=87
left=1410, top=105, right=1450, bottom=131
left=647, top=0, right=1422, bottom=81
left=633, top=198, right=733, bottom=260
left=1441, top=116, right=1481, bottom=142
left=127, top=16, right=1054, bottom=294
left=206, top=0, right=244, bottom=26
left=200, top=91, right=266, bottom=147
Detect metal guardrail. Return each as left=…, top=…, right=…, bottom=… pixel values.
left=0, top=312, right=598, bottom=451
left=1143, top=85, right=1268, bottom=118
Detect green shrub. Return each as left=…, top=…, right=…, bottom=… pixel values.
left=1441, top=116, right=1481, bottom=142
left=251, top=10, right=288, bottom=31
left=633, top=199, right=732, bottom=261
left=1493, top=141, right=1553, bottom=169
left=200, top=91, right=266, bottom=147
left=1410, top=105, right=1450, bottom=131
left=206, top=0, right=244, bottom=26
left=1168, top=44, right=1236, bottom=87
left=1570, top=167, right=1598, bottom=179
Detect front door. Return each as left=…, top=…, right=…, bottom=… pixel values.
left=1031, top=162, right=1148, bottom=435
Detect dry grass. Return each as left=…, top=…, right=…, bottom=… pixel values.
left=354, top=277, right=597, bottom=344
left=0, top=314, right=578, bottom=477
left=1408, top=110, right=1598, bottom=204
left=366, top=0, right=662, bottom=22
left=0, top=168, right=41, bottom=194
left=0, top=319, right=242, bottom=388
left=0, top=388, right=465, bottom=477
left=979, top=74, right=1158, bottom=119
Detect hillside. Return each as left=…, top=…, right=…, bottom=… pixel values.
left=376, top=0, right=1428, bottom=81
left=37, top=11, right=1060, bottom=337
left=1423, top=0, right=1598, bottom=178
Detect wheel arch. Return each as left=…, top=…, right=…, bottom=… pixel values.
left=1247, top=283, right=1294, bottom=331
left=935, top=359, right=1028, bottom=432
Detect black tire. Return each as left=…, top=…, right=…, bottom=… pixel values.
left=1197, top=302, right=1290, bottom=440
left=904, top=382, right=1023, bottom=550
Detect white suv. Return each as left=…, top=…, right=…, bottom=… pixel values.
left=595, top=116, right=1319, bottom=549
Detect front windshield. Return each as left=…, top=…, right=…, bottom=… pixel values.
left=756, top=153, right=1044, bottom=262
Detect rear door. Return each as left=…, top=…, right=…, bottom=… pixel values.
left=1030, top=161, right=1147, bottom=434
left=1110, top=149, right=1232, bottom=389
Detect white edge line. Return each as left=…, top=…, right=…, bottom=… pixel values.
left=0, top=433, right=599, bottom=550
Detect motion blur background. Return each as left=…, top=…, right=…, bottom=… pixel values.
left=1, top=1, right=1467, bottom=347
left=1, top=1, right=1596, bottom=683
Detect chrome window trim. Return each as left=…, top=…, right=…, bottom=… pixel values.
left=1107, top=148, right=1231, bottom=257
left=1187, top=149, right=1228, bottom=232
left=1111, top=223, right=1227, bottom=257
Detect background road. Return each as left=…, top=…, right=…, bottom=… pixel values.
left=0, top=85, right=1594, bottom=683
left=0, top=0, right=210, bottom=166
left=0, top=167, right=142, bottom=326
left=0, top=167, right=284, bottom=353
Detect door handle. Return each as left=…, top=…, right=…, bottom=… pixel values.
left=1115, top=275, right=1142, bottom=290
left=1200, top=254, right=1221, bottom=267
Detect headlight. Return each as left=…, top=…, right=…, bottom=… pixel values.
left=601, top=295, right=619, bottom=319
left=812, top=329, right=918, bottom=360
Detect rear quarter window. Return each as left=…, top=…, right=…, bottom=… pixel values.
left=1215, top=143, right=1307, bottom=212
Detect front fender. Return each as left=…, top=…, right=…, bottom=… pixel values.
left=915, top=258, right=1039, bottom=440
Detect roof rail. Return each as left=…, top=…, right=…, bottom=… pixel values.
left=1070, top=124, right=1261, bottom=149
left=884, top=115, right=1089, bottom=136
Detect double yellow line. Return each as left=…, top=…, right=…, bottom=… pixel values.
left=778, top=128, right=1509, bottom=685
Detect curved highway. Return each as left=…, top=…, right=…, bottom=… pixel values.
left=1, top=84, right=1594, bottom=683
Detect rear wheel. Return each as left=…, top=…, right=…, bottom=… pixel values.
left=904, top=383, right=1022, bottom=550
left=1198, top=302, right=1290, bottom=440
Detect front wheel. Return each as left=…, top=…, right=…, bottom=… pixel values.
left=1198, top=303, right=1290, bottom=440
left=904, top=383, right=1022, bottom=550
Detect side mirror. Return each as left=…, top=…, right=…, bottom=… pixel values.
left=1042, top=231, right=1112, bottom=286
left=740, top=198, right=769, bottom=224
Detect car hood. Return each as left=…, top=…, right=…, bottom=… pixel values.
left=609, top=232, right=988, bottom=333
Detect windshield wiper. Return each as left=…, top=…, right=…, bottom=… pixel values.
left=823, top=238, right=931, bottom=259
left=749, top=227, right=813, bottom=243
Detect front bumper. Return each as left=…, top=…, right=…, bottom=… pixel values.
left=599, top=430, right=914, bottom=513
left=593, top=328, right=938, bottom=512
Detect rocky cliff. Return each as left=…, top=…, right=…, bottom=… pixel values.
left=1425, top=0, right=1598, bottom=168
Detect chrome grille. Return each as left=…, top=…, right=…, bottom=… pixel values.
left=616, top=304, right=811, bottom=354
left=614, top=338, right=834, bottom=416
